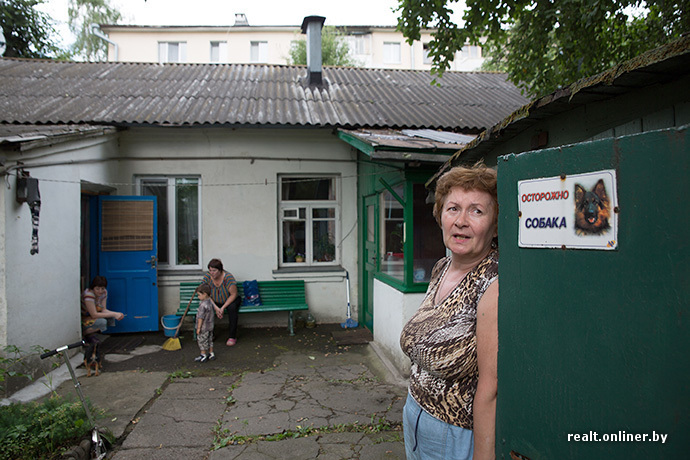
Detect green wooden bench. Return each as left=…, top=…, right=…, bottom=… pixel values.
left=176, top=280, right=308, bottom=336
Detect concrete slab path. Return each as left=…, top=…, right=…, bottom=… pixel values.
left=29, top=324, right=408, bottom=459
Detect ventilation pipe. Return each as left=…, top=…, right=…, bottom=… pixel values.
left=301, top=16, right=325, bottom=86
left=91, top=24, right=118, bottom=61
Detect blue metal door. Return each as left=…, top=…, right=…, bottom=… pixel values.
left=98, top=196, right=158, bottom=333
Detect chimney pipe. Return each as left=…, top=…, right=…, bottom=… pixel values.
left=301, top=16, right=325, bottom=86
left=234, top=13, right=249, bottom=26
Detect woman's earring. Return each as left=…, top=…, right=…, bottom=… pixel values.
left=491, top=239, right=498, bottom=249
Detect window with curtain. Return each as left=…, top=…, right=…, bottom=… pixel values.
left=138, top=176, right=200, bottom=268
left=250, top=41, right=268, bottom=62
left=383, top=42, right=401, bottom=64
left=210, top=41, right=227, bottom=63
left=381, top=185, right=405, bottom=280
left=412, top=183, right=446, bottom=282
left=423, top=43, right=432, bottom=64
left=279, top=176, right=339, bottom=267
left=158, top=42, right=187, bottom=63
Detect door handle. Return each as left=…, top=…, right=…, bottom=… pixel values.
left=146, top=255, right=157, bottom=269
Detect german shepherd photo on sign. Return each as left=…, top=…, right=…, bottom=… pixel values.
left=574, top=179, right=611, bottom=235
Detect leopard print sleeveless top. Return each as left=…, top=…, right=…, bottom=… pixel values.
left=400, top=250, right=498, bottom=429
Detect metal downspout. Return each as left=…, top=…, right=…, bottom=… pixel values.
left=90, top=24, right=118, bottom=61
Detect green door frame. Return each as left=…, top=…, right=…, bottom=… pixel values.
left=360, top=194, right=378, bottom=331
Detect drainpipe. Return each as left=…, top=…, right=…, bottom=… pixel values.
left=300, top=16, right=325, bottom=86
left=90, top=24, right=118, bottom=61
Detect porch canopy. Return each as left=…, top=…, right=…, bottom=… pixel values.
left=337, top=128, right=476, bottom=164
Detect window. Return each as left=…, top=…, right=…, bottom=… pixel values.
left=460, top=45, right=482, bottom=59
left=347, top=34, right=370, bottom=55
left=423, top=43, right=432, bottom=64
left=374, top=180, right=446, bottom=287
left=138, top=176, right=200, bottom=268
left=250, top=41, right=268, bottom=62
left=412, top=183, right=445, bottom=282
left=279, top=176, right=339, bottom=267
left=383, top=42, right=401, bottom=64
left=158, top=42, right=187, bottom=63
left=381, top=185, right=405, bottom=280
left=210, top=41, right=227, bottom=63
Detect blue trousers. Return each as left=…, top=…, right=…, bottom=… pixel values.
left=403, top=392, right=474, bottom=460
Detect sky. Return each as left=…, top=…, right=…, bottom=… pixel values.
left=40, top=0, right=465, bottom=28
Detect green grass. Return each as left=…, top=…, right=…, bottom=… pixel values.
left=0, top=395, right=109, bottom=460
left=211, top=417, right=402, bottom=450
left=167, top=369, right=194, bottom=380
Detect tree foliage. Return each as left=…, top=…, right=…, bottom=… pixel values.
left=0, top=0, right=62, bottom=58
left=288, top=26, right=360, bottom=67
left=68, top=0, right=122, bottom=61
left=397, top=0, right=690, bottom=97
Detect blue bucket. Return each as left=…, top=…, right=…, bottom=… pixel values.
left=161, top=315, right=182, bottom=337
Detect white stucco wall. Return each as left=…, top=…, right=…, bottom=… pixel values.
left=103, top=26, right=484, bottom=70
left=0, top=125, right=360, bottom=394
left=0, top=133, right=121, bottom=385
left=116, top=126, right=359, bottom=327
left=372, top=278, right=425, bottom=377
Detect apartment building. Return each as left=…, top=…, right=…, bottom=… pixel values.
left=98, top=14, right=483, bottom=71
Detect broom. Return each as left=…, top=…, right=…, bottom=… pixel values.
left=340, top=271, right=358, bottom=329
left=162, top=287, right=197, bottom=351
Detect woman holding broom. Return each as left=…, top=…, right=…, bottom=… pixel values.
left=201, top=258, right=241, bottom=347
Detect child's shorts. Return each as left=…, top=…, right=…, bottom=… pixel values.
left=197, top=331, right=213, bottom=350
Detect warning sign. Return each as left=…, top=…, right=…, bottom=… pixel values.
left=518, top=170, right=618, bottom=250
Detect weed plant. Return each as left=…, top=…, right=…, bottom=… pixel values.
left=1, top=344, right=41, bottom=394
left=0, top=395, right=102, bottom=460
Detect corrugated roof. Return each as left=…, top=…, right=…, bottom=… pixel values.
left=0, top=59, right=528, bottom=131
left=430, top=35, right=690, bottom=182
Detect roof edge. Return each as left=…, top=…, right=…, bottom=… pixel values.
left=427, top=34, right=690, bottom=186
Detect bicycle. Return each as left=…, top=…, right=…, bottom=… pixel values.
left=40, top=340, right=109, bottom=460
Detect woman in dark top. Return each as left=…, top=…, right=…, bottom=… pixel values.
left=201, top=258, right=241, bottom=346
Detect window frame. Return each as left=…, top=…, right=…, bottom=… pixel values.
left=136, top=175, right=202, bottom=270
left=380, top=184, right=405, bottom=281
left=460, top=45, right=482, bottom=59
left=250, top=41, right=268, bottom=63
left=158, top=41, right=187, bottom=63
left=278, top=175, right=340, bottom=268
left=423, top=43, right=432, bottom=64
left=210, top=41, right=227, bottom=63
left=383, top=41, right=401, bottom=64
left=373, top=176, right=445, bottom=293
left=346, top=33, right=371, bottom=55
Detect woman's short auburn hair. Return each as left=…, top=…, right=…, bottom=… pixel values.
left=207, top=258, right=224, bottom=271
left=432, top=162, right=498, bottom=226
left=89, top=276, right=108, bottom=290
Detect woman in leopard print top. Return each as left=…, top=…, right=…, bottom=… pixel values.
left=400, top=163, right=499, bottom=460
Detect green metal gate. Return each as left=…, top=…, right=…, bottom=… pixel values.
left=496, top=126, right=689, bottom=459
